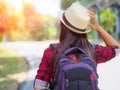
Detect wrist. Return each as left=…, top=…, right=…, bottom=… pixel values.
left=95, top=25, right=103, bottom=32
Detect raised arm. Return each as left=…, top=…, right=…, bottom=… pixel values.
left=88, top=10, right=120, bottom=47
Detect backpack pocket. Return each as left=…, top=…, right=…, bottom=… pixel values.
left=65, top=67, right=91, bottom=81
left=66, top=80, right=92, bottom=90
left=64, top=66, right=96, bottom=90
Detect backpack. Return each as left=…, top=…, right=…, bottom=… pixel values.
left=53, top=47, right=99, bottom=90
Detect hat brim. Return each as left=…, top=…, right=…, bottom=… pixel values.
left=60, top=14, right=91, bottom=34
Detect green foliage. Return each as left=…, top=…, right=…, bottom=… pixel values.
left=27, top=14, right=57, bottom=41
left=0, top=33, right=3, bottom=41
left=29, top=27, right=49, bottom=41
left=61, top=0, right=76, bottom=10
left=88, top=29, right=95, bottom=39
left=60, top=0, right=95, bottom=10
left=0, top=1, right=59, bottom=41
left=100, top=8, right=116, bottom=35
left=9, top=30, right=28, bottom=41
left=22, top=3, right=58, bottom=41
left=0, top=45, right=28, bottom=90
left=0, top=79, right=18, bottom=90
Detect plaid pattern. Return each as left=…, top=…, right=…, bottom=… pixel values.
left=35, top=45, right=117, bottom=82
left=95, top=45, right=116, bottom=63
left=35, top=47, right=54, bottom=82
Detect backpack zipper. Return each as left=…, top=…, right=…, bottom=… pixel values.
left=65, top=79, right=69, bottom=88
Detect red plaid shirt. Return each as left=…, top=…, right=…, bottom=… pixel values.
left=35, top=44, right=117, bottom=82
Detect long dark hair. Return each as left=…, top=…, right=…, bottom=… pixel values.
left=52, top=21, right=95, bottom=70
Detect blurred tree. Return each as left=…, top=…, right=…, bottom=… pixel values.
left=27, top=14, right=49, bottom=41
left=100, top=8, right=116, bottom=35
left=23, top=3, right=57, bottom=41
left=0, top=1, right=7, bottom=41
left=0, top=1, right=21, bottom=41
left=60, top=0, right=95, bottom=10
left=0, top=1, right=58, bottom=41
left=61, top=0, right=76, bottom=10
left=29, top=15, right=57, bottom=41
left=23, top=3, right=36, bottom=29
left=23, top=3, right=46, bottom=40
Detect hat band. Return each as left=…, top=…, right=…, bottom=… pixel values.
left=63, top=13, right=86, bottom=32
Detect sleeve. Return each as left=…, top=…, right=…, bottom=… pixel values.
left=115, top=48, right=120, bottom=56
left=34, top=79, right=49, bottom=89
left=94, top=45, right=118, bottom=64
left=33, top=47, right=54, bottom=89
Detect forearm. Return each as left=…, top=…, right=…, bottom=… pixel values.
left=88, top=9, right=120, bottom=48
left=96, top=26, right=120, bottom=47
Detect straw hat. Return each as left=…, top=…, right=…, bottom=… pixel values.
left=61, top=2, right=90, bottom=34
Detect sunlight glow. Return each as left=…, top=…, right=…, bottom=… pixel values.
left=6, top=0, right=23, bottom=12
left=25, top=0, right=60, bottom=16
left=6, top=0, right=60, bottom=17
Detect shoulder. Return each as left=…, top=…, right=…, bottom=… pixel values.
left=43, top=43, right=60, bottom=56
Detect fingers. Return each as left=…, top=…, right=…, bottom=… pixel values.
left=87, top=9, right=96, bottom=20
left=87, top=9, right=95, bottom=16
left=88, top=23, right=92, bottom=28
left=87, top=9, right=98, bottom=25
left=87, top=9, right=100, bottom=30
